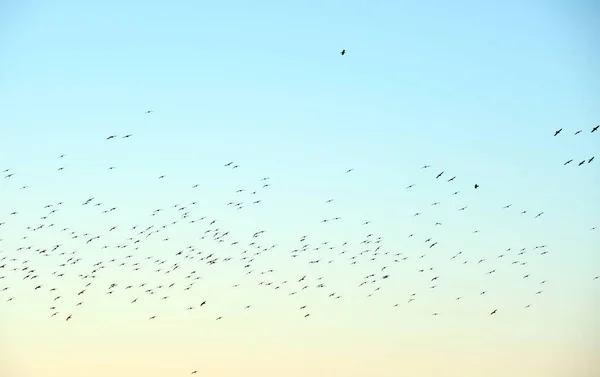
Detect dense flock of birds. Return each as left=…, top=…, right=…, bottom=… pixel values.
left=1, top=56, right=598, bottom=375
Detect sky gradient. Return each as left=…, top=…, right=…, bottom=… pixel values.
left=1, top=1, right=599, bottom=376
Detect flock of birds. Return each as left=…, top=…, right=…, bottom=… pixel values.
left=1, top=53, right=599, bottom=374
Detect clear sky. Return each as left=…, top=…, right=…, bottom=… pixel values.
left=1, top=1, right=599, bottom=376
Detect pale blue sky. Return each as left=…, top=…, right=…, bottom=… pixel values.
left=1, top=1, right=599, bottom=376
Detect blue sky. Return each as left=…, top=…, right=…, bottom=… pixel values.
left=1, top=1, right=599, bottom=376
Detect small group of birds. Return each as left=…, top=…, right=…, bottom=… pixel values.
left=554, top=126, right=597, bottom=167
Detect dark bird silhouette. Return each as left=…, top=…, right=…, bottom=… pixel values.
left=592, top=125, right=599, bottom=133
left=340, top=49, right=345, bottom=55
left=554, top=128, right=562, bottom=136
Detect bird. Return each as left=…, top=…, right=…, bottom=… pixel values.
left=340, top=49, right=345, bottom=55
left=592, top=125, right=599, bottom=133
left=554, top=128, right=562, bottom=136
left=474, top=184, right=479, bottom=189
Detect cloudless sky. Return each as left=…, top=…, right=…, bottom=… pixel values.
left=1, top=1, right=599, bottom=376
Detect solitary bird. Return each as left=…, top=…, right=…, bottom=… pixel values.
left=592, top=125, right=599, bottom=133
left=340, top=49, right=345, bottom=56
left=554, top=128, right=562, bottom=136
